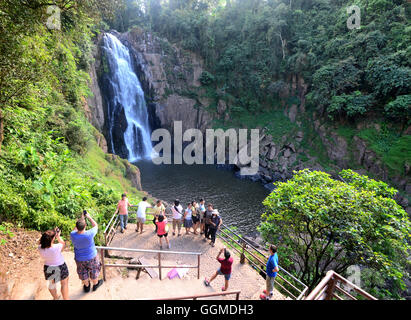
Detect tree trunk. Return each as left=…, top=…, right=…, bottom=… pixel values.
left=0, top=108, right=4, bottom=153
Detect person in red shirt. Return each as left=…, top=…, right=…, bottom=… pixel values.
left=114, top=193, right=134, bottom=233
left=204, top=247, right=233, bottom=291
left=155, top=215, right=170, bottom=249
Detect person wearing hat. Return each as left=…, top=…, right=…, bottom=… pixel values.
left=208, top=209, right=222, bottom=247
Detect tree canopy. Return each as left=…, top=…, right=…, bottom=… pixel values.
left=259, top=169, right=411, bottom=299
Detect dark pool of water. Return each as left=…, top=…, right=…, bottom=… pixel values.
left=133, top=161, right=271, bottom=236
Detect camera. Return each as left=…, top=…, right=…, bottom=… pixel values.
left=83, top=210, right=88, bottom=217
left=55, top=227, right=60, bottom=233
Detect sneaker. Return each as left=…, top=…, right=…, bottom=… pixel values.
left=121, top=229, right=124, bottom=233
left=83, top=284, right=91, bottom=293
left=92, top=279, right=104, bottom=292
left=204, top=278, right=210, bottom=286
left=260, top=293, right=270, bottom=300
left=211, top=242, right=215, bottom=247
left=221, top=286, right=227, bottom=291
left=124, top=226, right=127, bottom=230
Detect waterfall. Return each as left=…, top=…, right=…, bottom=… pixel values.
left=101, top=33, right=152, bottom=162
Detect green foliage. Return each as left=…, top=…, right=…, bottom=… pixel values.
left=384, top=95, right=411, bottom=121
left=259, top=169, right=411, bottom=298
left=199, top=71, right=215, bottom=85
left=0, top=0, right=144, bottom=243
left=328, top=91, right=374, bottom=118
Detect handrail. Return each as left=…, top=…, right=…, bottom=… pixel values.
left=97, top=246, right=202, bottom=281
left=149, top=290, right=241, bottom=300
left=217, top=223, right=308, bottom=300
left=96, top=245, right=202, bottom=256
left=305, top=270, right=377, bottom=300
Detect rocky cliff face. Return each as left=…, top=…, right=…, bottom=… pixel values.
left=118, top=27, right=212, bottom=134
left=86, top=29, right=409, bottom=214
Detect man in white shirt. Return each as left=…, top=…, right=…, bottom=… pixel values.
left=136, top=197, right=151, bottom=234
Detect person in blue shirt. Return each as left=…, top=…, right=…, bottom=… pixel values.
left=260, top=245, right=279, bottom=300
left=70, top=211, right=103, bottom=293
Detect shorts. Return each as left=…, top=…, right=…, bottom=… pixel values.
left=183, top=219, right=193, bottom=228
left=138, top=217, right=146, bottom=224
left=266, top=275, right=276, bottom=293
left=192, top=215, right=199, bottom=224
left=75, top=255, right=101, bottom=281
left=44, top=262, right=69, bottom=282
left=217, top=269, right=231, bottom=281
left=157, top=232, right=168, bottom=238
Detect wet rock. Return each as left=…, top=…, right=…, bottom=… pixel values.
left=264, top=183, right=276, bottom=192
left=283, top=149, right=292, bottom=158
left=268, top=146, right=276, bottom=160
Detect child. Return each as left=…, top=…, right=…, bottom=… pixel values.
left=204, top=247, right=233, bottom=291
left=155, top=215, right=170, bottom=249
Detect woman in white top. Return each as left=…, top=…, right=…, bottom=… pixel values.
left=183, top=202, right=194, bottom=235
left=171, top=199, right=183, bottom=236
left=38, top=228, right=69, bottom=300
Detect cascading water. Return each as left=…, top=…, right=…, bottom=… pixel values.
left=101, top=33, right=152, bottom=162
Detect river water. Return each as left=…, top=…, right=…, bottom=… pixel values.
left=134, top=160, right=271, bottom=236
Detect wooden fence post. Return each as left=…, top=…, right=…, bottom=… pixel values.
left=158, top=252, right=162, bottom=280
left=197, top=255, right=200, bottom=279
left=325, top=276, right=337, bottom=300
left=100, top=249, right=106, bottom=281
left=240, top=241, right=246, bottom=264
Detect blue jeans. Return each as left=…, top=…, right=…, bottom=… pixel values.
left=119, top=214, right=128, bottom=230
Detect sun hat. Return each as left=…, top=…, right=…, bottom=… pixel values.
left=212, top=209, right=219, bottom=216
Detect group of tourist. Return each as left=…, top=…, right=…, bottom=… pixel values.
left=115, top=193, right=223, bottom=249
left=169, top=199, right=222, bottom=247
left=38, top=210, right=103, bottom=300
left=37, top=193, right=279, bottom=300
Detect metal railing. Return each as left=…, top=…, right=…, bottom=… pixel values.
left=217, top=223, right=308, bottom=300
left=96, top=246, right=202, bottom=281
left=305, top=270, right=377, bottom=300
left=149, top=290, right=241, bottom=300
